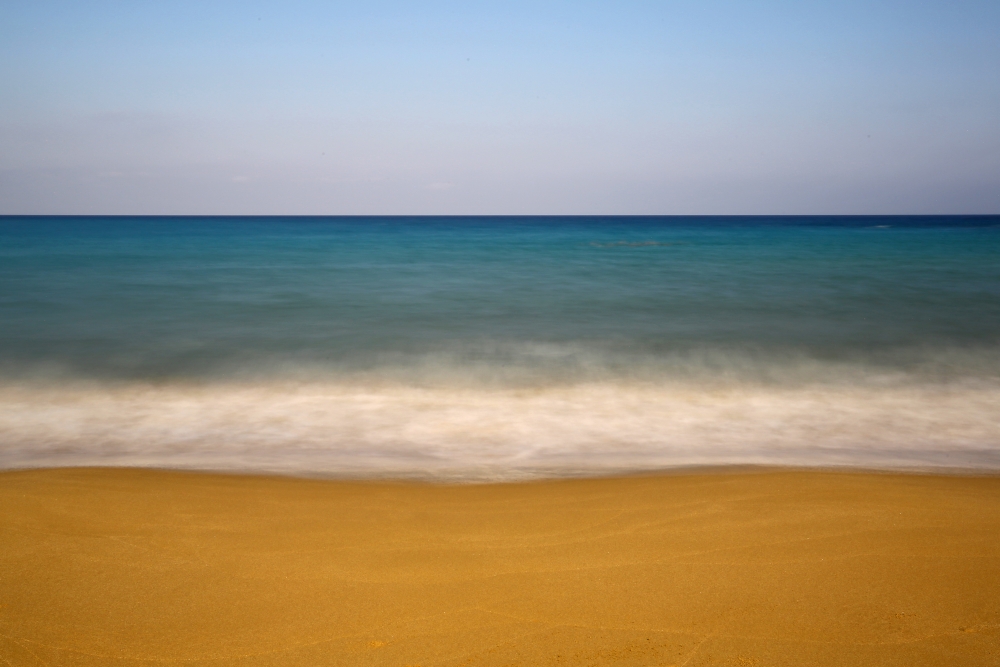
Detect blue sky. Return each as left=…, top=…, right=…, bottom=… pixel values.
left=2, top=1, right=998, bottom=214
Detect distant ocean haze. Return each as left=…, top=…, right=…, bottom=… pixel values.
left=1, top=216, right=998, bottom=478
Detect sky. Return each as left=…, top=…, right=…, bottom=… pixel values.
left=1, top=1, right=998, bottom=215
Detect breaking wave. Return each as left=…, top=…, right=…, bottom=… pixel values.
left=3, top=346, right=998, bottom=480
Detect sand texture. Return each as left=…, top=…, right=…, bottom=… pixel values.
left=1, top=468, right=999, bottom=666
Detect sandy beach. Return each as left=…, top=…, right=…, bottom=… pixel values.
left=1, top=467, right=998, bottom=666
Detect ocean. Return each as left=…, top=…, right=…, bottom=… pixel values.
left=1, top=215, right=998, bottom=479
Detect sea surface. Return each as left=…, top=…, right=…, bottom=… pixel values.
left=2, top=215, right=999, bottom=479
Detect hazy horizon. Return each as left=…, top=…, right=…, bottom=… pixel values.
left=2, top=1, right=998, bottom=215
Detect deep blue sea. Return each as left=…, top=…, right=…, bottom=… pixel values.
left=2, top=215, right=999, bottom=478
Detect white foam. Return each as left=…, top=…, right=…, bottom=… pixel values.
left=2, top=378, right=998, bottom=479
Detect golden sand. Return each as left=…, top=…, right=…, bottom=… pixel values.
left=1, top=467, right=998, bottom=666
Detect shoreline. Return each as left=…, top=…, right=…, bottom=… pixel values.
left=2, top=466, right=999, bottom=665
left=4, top=461, right=1000, bottom=483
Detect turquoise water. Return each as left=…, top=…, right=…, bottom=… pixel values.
left=2, top=216, right=999, bottom=477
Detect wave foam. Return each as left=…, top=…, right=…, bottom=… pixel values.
left=2, top=379, right=998, bottom=479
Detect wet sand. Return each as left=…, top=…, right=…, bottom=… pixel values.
left=1, top=467, right=998, bottom=666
